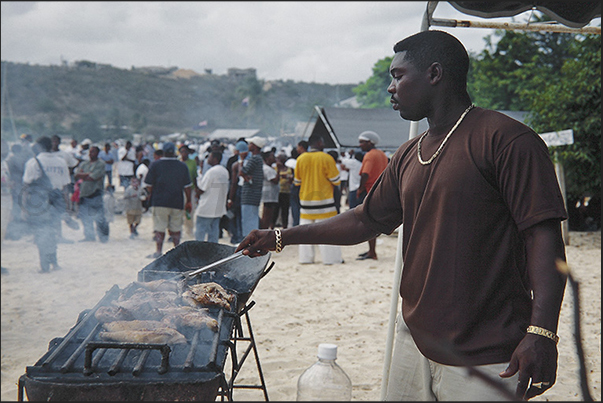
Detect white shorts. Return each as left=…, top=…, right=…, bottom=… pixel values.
left=385, top=312, right=519, bottom=401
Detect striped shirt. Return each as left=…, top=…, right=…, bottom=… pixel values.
left=294, top=150, right=341, bottom=220
left=241, top=153, right=264, bottom=206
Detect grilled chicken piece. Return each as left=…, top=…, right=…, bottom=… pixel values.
left=102, top=320, right=175, bottom=332
left=159, top=306, right=219, bottom=331
left=98, top=328, right=187, bottom=345
left=95, top=306, right=136, bottom=323
left=113, top=289, right=179, bottom=320
left=132, top=279, right=180, bottom=293
left=117, top=289, right=179, bottom=308
left=182, top=282, right=235, bottom=311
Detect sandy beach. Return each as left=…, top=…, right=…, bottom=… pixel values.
left=1, top=193, right=600, bottom=401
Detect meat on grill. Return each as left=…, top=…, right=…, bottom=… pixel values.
left=95, top=306, right=136, bottom=323
left=182, top=282, right=235, bottom=311
left=98, top=328, right=188, bottom=345
left=102, top=320, right=176, bottom=332
left=159, top=306, right=219, bottom=332
left=92, top=280, right=232, bottom=347
left=132, top=279, right=180, bottom=293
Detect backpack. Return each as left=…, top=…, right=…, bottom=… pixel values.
left=19, top=157, right=66, bottom=219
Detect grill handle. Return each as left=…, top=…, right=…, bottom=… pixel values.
left=177, top=251, right=246, bottom=281
left=84, top=342, right=171, bottom=376
left=261, top=261, right=275, bottom=279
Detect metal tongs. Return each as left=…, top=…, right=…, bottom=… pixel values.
left=173, top=250, right=245, bottom=282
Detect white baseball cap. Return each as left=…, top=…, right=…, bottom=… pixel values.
left=246, top=136, right=266, bottom=149
left=358, top=131, right=380, bottom=145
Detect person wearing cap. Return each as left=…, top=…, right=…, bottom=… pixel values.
left=239, top=136, right=266, bottom=238
left=74, top=145, right=110, bottom=243
left=236, top=30, right=567, bottom=401
left=143, top=141, right=192, bottom=259
left=356, top=131, right=388, bottom=261
left=226, top=140, right=249, bottom=244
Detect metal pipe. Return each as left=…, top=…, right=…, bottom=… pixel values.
left=133, top=349, right=151, bottom=376
left=184, top=330, right=201, bottom=371
left=430, top=18, right=601, bottom=34
left=381, top=2, right=438, bottom=398
left=108, top=349, right=129, bottom=376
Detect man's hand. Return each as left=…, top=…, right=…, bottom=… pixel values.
left=185, top=201, right=192, bottom=213
left=499, top=334, right=558, bottom=400
left=235, top=229, right=276, bottom=257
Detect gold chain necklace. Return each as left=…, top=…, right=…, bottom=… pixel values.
left=417, top=104, right=475, bottom=165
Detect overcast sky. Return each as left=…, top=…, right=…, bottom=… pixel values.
left=1, top=2, right=600, bottom=85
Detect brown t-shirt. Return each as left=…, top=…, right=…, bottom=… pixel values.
left=355, top=107, right=567, bottom=366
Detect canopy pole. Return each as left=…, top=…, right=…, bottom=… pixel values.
left=430, top=18, right=601, bottom=35
left=379, top=3, right=436, bottom=399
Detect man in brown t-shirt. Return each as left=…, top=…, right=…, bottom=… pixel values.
left=236, top=30, right=567, bottom=401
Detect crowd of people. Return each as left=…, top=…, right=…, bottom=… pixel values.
left=1, top=131, right=377, bottom=273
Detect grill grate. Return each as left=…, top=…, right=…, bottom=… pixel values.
left=18, top=241, right=274, bottom=401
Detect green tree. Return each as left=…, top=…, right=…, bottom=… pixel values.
left=467, top=30, right=542, bottom=110
left=352, top=57, right=392, bottom=108
left=518, top=33, right=601, bottom=205
left=470, top=27, right=600, bottom=209
left=354, top=25, right=600, bottom=228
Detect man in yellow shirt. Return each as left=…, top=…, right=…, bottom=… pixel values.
left=294, top=133, right=343, bottom=265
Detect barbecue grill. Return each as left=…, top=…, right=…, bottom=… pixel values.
left=18, top=241, right=273, bottom=401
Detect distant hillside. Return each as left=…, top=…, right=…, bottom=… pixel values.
left=0, top=61, right=356, bottom=143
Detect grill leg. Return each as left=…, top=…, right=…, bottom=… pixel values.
left=243, top=310, right=269, bottom=401
left=226, top=303, right=269, bottom=401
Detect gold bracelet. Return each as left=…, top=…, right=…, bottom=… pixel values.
left=274, top=229, right=283, bottom=253
left=526, top=325, right=559, bottom=344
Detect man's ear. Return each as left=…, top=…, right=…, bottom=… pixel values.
left=427, top=62, right=443, bottom=85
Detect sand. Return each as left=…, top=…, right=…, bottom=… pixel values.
left=1, top=194, right=600, bottom=401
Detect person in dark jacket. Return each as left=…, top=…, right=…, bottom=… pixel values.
left=143, top=142, right=192, bottom=258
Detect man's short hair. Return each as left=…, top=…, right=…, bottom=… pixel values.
left=209, top=150, right=223, bottom=161
left=297, top=140, right=309, bottom=151
left=36, top=136, right=52, bottom=152
left=393, top=30, right=469, bottom=90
